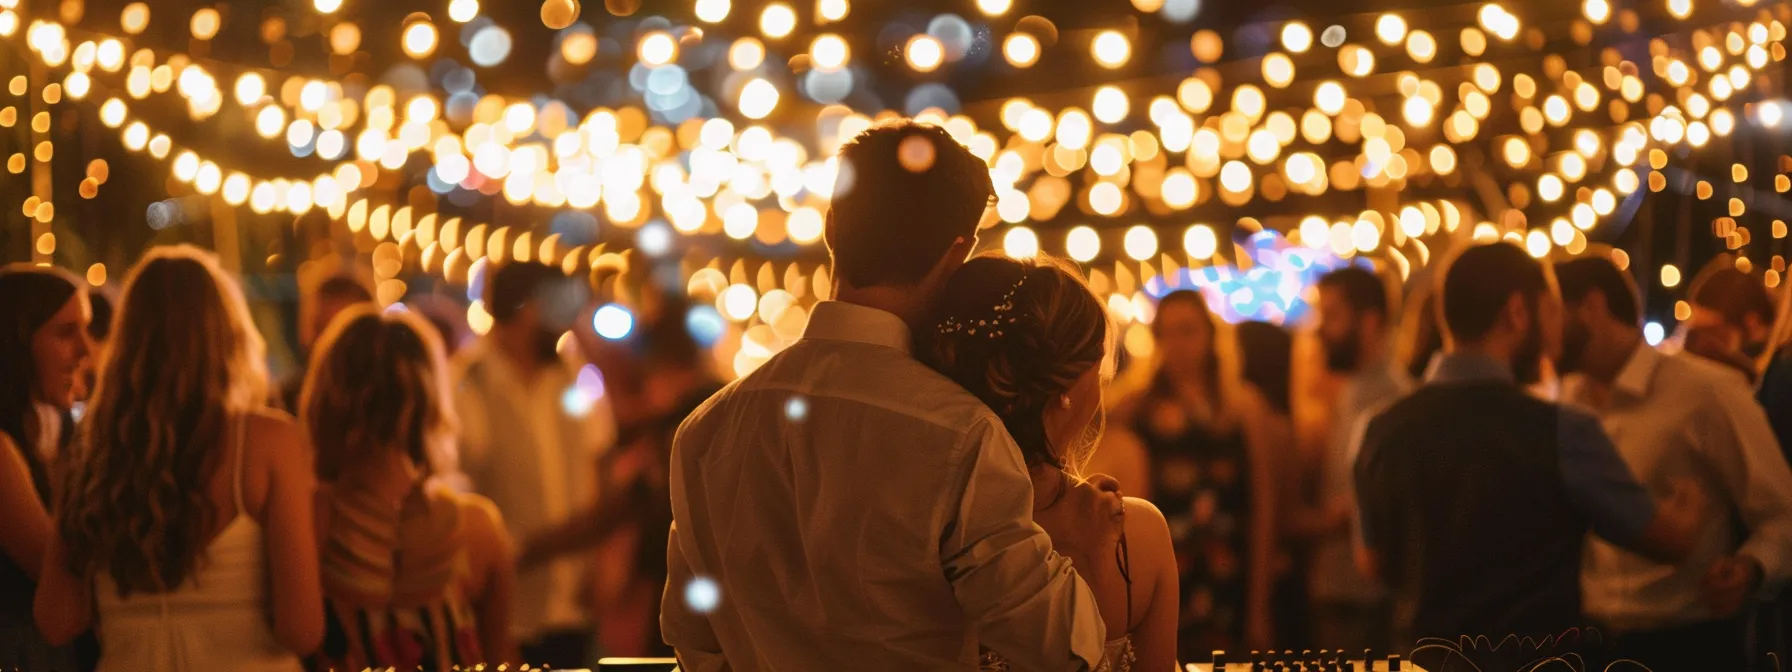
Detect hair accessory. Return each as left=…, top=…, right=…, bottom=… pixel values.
left=938, top=274, right=1027, bottom=338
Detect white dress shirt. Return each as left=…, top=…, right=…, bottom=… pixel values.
left=453, top=340, right=612, bottom=639
left=1564, top=344, right=1792, bottom=631
left=662, top=301, right=1106, bottom=671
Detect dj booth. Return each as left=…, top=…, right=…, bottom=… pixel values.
left=588, top=650, right=1423, bottom=671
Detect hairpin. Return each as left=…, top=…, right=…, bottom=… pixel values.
left=938, top=274, right=1026, bottom=339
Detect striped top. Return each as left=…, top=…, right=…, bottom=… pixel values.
left=312, top=481, right=484, bottom=672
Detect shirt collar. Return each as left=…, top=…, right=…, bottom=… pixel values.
left=1424, top=351, right=1517, bottom=385
left=1611, top=342, right=1663, bottom=397
left=802, top=301, right=913, bottom=354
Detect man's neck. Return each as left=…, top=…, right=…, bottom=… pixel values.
left=1449, top=339, right=1515, bottom=370
left=1354, top=328, right=1390, bottom=374
left=832, top=283, right=933, bottom=333
left=1584, top=328, right=1645, bottom=385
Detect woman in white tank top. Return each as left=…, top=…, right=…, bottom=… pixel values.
left=33, top=246, right=324, bottom=670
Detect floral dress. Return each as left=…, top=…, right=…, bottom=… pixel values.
left=1135, top=391, right=1253, bottom=660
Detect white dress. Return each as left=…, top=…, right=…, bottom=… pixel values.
left=91, top=422, right=304, bottom=672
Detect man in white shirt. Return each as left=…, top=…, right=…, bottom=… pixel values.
left=454, top=261, right=612, bottom=667
left=661, top=120, right=1123, bottom=671
left=1309, top=266, right=1410, bottom=651
left=1556, top=253, right=1792, bottom=670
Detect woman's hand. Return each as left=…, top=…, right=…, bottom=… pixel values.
left=1034, top=473, right=1125, bottom=559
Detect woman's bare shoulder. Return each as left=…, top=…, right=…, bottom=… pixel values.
left=1121, top=497, right=1174, bottom=569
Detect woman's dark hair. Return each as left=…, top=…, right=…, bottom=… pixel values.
left=87, top=286, right=116, bottom=343
left=0, top=265, right=83, bottom=465
left=1237, top=321, right=1292, bottom=415
left=1151, top=289, right=1225, bottom=410
left=924, top=255, right=1108, bottom=470
left=1401, top=286, right=1444, bottom=379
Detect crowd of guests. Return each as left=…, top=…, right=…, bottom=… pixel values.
left=0, top=241, right=716, bottom=670
left=3, top=118, right=1792, bottom=672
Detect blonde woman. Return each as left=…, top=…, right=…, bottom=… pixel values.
left=36, top=245, right=324, bottom=670
left=301, top=305, right=516, bottom=671
left=924, top=255, right=1180, bottom=672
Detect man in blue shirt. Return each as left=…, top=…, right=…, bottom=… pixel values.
left=1353, top=242, right=1706, bottom=647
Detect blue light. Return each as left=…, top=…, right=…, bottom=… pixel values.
left=1645, top=321, right=1665, bottom=346
left=646, top=65, right=688, bottom=96
left=560, top=364, right=606, bottom=418
left=784, top=395, right=809, bottom=422
left=685, top=305, right=726, bottom=347
left=684, top=576, right=720, bottom=614
left=637, top=221, right=674, bottom=257
left=925, top=14, right=975, bottom=61
left=593, top=303, right=634, bottom=340
left=469, top=25, right=513, bottom=67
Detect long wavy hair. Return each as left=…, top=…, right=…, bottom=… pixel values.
left=301, top=305, right=457, bottom=482
left=0, top=266, right=83, bottom=464
left=58, top=246, right=268, bottom=596
left=1109, top=288, right=1249, bottom=433
left=924, top=255, right=1110, bottom=472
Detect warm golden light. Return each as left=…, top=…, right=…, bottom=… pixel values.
left=234, top=73, right=265, bottom=105
left=740, top=78, right=779, bottom=119
left=1004, top=33, right=1039, bottom=68
left=1375, top=14, right=1408, bottom=45
left=402, top=21, right=438, bottom=58
left=1093, top=30, right=1131, bottom=68
left=760, top=3, right=796, bottom=39
left=906, top=35, right=943, bottom=72
left=1282, top=23, right=1313, bottom=53
left=640, top=31, right=678, bottom=66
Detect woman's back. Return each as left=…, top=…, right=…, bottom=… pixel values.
left=313, top=481, right=503, bottom=672
left=90, top=415, right=302, bottom=672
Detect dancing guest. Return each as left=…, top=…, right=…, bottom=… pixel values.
left=1113, top=290, right=1276, bottom=654
left=281, top=273, right=373, bottom=411
left=302, top=306, right=517, bottom=671
left=1306, top=267, right=1408, bottom=651
left=522, top=291, right=722, bottom=657
left=1683, top=259, right=1775, bottom=382
left=1556, top=253, right=1792, bottom=670
left=36, top=245, right=323, bottom=670
left=1353, top=242, right=1704, bottom=645
left=662, top=121, right=1123, bottom=671
left=0, top=267, right=92, bottom=670
left=925, top=255, right=1179, bottom=672
left=452, top=260, right=609, bottom=667
left=1236, top=320, right=1313, bottom=648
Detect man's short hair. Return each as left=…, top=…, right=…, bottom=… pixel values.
left=1441, top=242, right=1549, bottom=343
left=1555, top=254, right=1641, bottom=326
left=829, top=120, right=995, bottom=289
left=1318, top=266, right=1391, bottom=323
left=486, top=261, right=569, bottom=324
left=1690, top=258, right=1775, bottom=328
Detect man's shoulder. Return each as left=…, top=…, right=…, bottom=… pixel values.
left=1659, top=350, right=1754, bottom=396
left=681, top=340, right=1000, bottom=436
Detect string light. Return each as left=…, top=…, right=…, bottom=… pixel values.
left=760, top=3, right=796, bottom=39
left=1092, top=30, right=1130, bottom=68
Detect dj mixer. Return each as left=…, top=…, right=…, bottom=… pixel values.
left=585, top=651, right=1428, bottom=671
left=1184, top=650, right=1428, bottom=672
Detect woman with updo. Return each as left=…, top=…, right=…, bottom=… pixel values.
left=924, top=254, right=1178, bottom=672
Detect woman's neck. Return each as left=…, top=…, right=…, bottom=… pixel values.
left=1029, top=465, right=1067, bottom=511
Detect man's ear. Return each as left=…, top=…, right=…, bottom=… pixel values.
left=1501, top=292, right=1532, bottom=335
left=823, top=209, right=837, bottom=252
left=920, top=237, right=975, bottom=289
